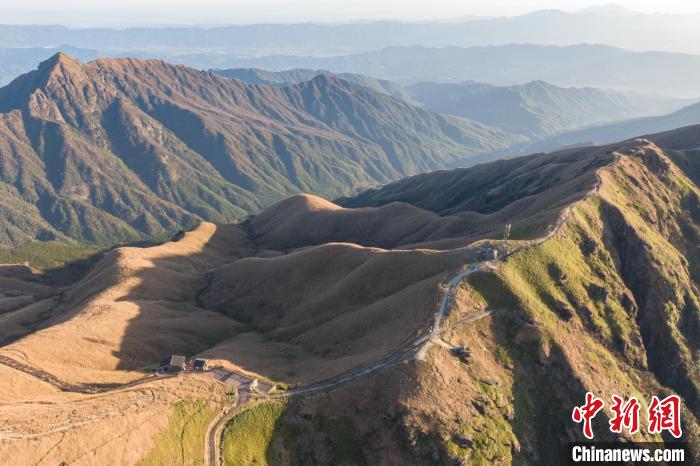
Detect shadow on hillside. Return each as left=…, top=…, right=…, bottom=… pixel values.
left=108, top=219, right=465, bottom=385
left=110, top=224, right=254, bottom=373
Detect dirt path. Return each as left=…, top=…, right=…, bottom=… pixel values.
left=0, top=354, right=176, bottom=394
left=206, top=405, right=236, bottom=466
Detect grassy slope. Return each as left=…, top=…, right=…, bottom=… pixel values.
left=221, top=400, right=369, bottom=466
left=221, top=402, right=287, bottom=466
left=139, top=400, right=215, bottom=466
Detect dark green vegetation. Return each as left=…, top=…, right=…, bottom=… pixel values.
left=0, top=53, right=519, bottom=248
left=221, top=402, right=287, bottom=466
left=0, top=241, right=100, bottom=273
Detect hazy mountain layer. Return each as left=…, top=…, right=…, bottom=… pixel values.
left=406, top=80, right=682, bottom=137
left=230, top=44, right=700, bottom=98
left=2, top=9, right=700, bottom=54
left=539, top=100, right=700, bottom=149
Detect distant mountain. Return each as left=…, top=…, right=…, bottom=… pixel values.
left=229, top=44, right=700, bottom=98
left=0, top=53, right=518, bottom=247
left=214, top=68, right=412, bottom=101
left=1, top=8, right=700, bottom=54
left=215, top=70, right=687, bottom=139
left=406, top=80, right=683, bottom=138
left=539, top=100, right=700, bottom=148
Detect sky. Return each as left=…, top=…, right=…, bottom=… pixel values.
left=1, top=1, right=699, bottom=26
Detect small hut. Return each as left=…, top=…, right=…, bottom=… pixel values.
left=192, top=358, right=209, bottom=371
left=159, top=355, right=186, bottom=373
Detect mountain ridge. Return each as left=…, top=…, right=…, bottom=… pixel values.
left=0, top=53, right=519, bottom=248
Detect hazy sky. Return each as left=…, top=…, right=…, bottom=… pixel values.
left=2, top=1, right=699, bottom=26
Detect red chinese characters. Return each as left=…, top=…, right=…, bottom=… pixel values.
left=648, top=395, right=682, bottom=438
left=572, top=392, right=683, bottom=440
left=572, top=392, right=605, bottom=440
left=609, top=395, right=640, bottom=434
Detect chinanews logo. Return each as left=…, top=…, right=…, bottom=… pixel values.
left=571, top=392, right=682, bottom=440
left=567, top=392, right=694, bottom=465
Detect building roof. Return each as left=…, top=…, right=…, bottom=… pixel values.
left=160, top=355, right=186, bottom=367
left=192, top=358, right=208, bottom=368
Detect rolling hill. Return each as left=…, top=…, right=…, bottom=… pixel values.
left=0, top=53, right=519, bottom=248
left=1, top=126, right=698, bottom=464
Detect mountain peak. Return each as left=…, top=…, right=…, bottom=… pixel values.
left=38, top=52, right=82, bottom=74
left=0, top=53, right=85, bottom=112
left=33, top=52, right=86, bottom=89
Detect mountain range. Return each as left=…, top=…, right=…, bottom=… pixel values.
left=1, top=7, right=700, bottom=54
left=214, top=67, right=411, bottom=101
left=227, top=44, right=700, bottom=98
left=0, top=53, right=518, bottom=248
left=4, top=43, right=700, bottom=100
left=404, top=80, right=688, bottom=138
left=220, top=69, right=686, bottom=138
